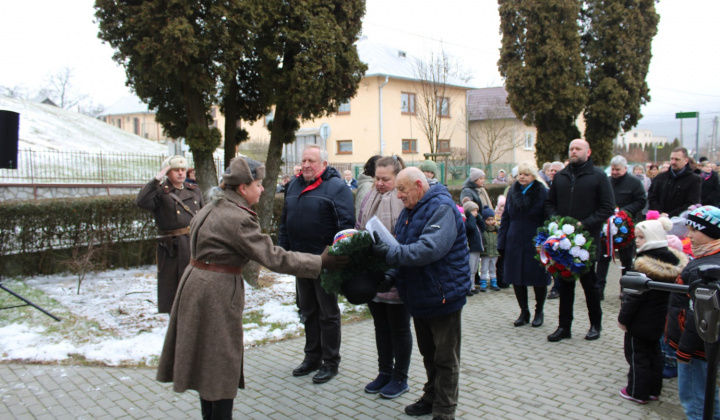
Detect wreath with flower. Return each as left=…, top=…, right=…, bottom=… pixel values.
left=320, top=229, right=390, bottom=303
left=534, top=216, right=596, bottom=282
left=600, top=208, right=635, bottom=256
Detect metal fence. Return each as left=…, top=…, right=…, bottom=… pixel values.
left=0, top=150, right=223, bottom=184
left=0, top=149, right=519, bottom=185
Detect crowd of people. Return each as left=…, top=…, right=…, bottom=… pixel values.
left=136, top=142, right=720, bottom=420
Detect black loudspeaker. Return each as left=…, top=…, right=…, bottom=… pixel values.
left=0, top=110, right=19, bottom=169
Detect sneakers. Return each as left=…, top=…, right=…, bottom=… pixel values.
left=379, top=379, right=409, bottom=399
left=405, top=398, right=433, bottom=416
left=490, top=278, right=500, bottom=291
left=364, top=373, right=391, bottom=393
left=649, top=395, right=659, bottom=401
left=619, top=387, right=648, bottom=404
left=547, top=289, right=560, bottom=299
left=480, top=279, right=487, bottom=292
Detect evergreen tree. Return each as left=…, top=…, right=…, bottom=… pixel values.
left=498, top=0, right=587, bottom=163
left=95, top=0, right=223, bottom=191
left=252, top=0, right=367, bottom=232
left=582, top=0, right=659, bottom=165
left=498, top=0, right=659, bottom=166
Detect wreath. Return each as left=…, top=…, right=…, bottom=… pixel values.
left=600, top=208, right=635, bottom=255
left=534, top=216, right=596, bottom=282
left=320, top=229, right=390, bottom=304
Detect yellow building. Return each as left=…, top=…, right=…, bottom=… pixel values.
left=99, top=96, right=171, bottom=142
left=240, top=36, right=474, bottom=172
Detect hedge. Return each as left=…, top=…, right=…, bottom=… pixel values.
left=0, top=183, right=511, bottom=277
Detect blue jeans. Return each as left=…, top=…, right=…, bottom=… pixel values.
left=678, top=359, right=720, bottom=420
left=661, top=334, right=676, bottom=365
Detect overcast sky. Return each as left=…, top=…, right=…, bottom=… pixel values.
left=1, top=0, right=718, bottom=152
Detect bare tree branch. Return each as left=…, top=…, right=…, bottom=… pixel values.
left=467, top=96, right=524, bottom=165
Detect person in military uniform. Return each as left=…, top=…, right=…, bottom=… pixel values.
left=136, top=155, right=204, bottom=313
left=156, top=156, right=348, bottom=419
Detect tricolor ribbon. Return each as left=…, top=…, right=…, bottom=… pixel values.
left=604, top=208, right=619, bottom=261
left=539, top=233, right=567, bottom=265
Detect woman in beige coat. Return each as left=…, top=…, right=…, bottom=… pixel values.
left=157, top=156, right=346, bottom=420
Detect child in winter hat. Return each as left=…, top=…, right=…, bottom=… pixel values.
left=619, top=215, right=687, bottom=404
left=479, top=206, right=500, bottom=292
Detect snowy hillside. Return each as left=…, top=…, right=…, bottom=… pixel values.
left=0, top=95, right=167, bottom=153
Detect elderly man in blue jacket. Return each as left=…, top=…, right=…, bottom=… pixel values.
left=373, top=167, right=471, bottom=420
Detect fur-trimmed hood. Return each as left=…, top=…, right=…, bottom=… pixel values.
left=633, top=247, right=688, bottom=283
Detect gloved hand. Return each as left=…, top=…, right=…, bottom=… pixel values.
left=320, top=247, right=349, bottom=271
left=377, top=272, right=395, bottom=293
left=371, top=232, right=390, bottom=260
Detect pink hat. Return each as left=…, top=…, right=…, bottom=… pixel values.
left=646, top=210, right=660, bottom=220
left=667, top=235, right=683, bottom=252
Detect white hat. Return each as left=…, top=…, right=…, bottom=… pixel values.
left=161, top=155, right=189, bottom=170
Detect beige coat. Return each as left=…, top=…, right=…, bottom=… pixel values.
left=156, top=189, right=321, bottom=400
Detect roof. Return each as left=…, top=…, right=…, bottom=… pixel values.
left=467, top=87, right=516, bottom=121
left=29, top=96, right=58, bottom=107
left=356, top=36, right=474, bottom=89
left=101, top=96, right=153, bottom=116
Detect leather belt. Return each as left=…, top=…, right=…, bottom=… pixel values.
left=158, top=227, right=190, bottom=237
left=190, top=258, right=244, bottom=275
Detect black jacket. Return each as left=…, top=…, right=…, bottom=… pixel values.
left=610, top=172, right=647, bottom=220
left=464, top=210, right=484, bottom=252
left=667, top=250, right=720, bottom=362
left=620, top=247, right=685, bottom=342
left=278, top=166, right=355, bottom=254
left=700, top=170, right=720, bottom=206
left=647, top=163, right=701, bottom=216
left=545, top=157, right=615, bottom=239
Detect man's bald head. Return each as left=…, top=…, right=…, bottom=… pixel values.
left=568, top=138, right=591, bottom=164
left=396, top=167, right=430, bottom=209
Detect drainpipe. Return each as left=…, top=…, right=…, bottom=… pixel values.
left=466, top=91, right=470, bottom=166
left=379, top=75, right=389, bottom=155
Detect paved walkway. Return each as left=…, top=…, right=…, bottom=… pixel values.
left=1, top=263, right=684, bottom=419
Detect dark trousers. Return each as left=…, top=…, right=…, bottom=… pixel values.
left=513, top=285, right=547, bottom=313
left=596, top=243, right=635, bottom=292
left=297, top=276, right=341, bottom=368
left=624, top=333, right=663, bottom=400
left=558, top=266, right=602, bottom=330
left=200, top=398, right=233, bottom=420
left=368, top=301, right=413, bottom=381
left=414, top=309, right=462, bottom=420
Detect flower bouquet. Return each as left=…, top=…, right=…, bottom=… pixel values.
left=600, top=208, right=635, bottom=256
left=534, top=216, right=596, bottom=281
left=320, top=229, right=390, bottom=304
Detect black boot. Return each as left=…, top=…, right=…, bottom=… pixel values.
left=514, top=309, right=530, bottom=327
left=531, top=311, right=544, bottom=327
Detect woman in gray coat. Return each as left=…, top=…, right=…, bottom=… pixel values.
left=156, top=157, right=346, bottom=420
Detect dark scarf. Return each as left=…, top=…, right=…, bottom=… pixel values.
left=510, top=180, right=542, bottom=210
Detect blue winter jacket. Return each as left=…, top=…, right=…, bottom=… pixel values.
left=386, top=183, right=471, bottom=318
left=278, top=166, right=355, bottom=255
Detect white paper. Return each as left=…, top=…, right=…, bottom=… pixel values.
left=365, top=216, right=399, bottom=246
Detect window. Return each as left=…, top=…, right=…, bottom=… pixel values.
left=402, top=139, right=418, bottom=153
left=437, top=97, right=449, bottom=117
left=338, top=100, right=351, bottom=114
left=401, top=92, right=416, bottom=114
left=133, top=118, right=140, bottom=135
left=264, top=110, right=274, bottom=126
left=337, top=140, right=352, bottom=154
left=116, top=119, right=121, bottom=128
left=438, top=140, right=450, bottom=152
left=524, top=132, right=534, bottom=150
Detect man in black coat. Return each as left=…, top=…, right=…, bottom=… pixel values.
left=545, top=139, right=615, bottom=342
left=278, top=144, right=355, bottom=384
left=648, top=147, right=701, bottom=217
left=595, top=155, right=647, bottom=300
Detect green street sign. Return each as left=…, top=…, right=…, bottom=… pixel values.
left=676, top=111, right=699, bottom=119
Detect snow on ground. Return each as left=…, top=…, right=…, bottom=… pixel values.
left=0, top=266, right=362, bottom=366
left=0, top=95, right=167, bottom=153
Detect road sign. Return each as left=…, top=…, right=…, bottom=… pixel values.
left=676, top=112, right=699, bottom=119
left=319, top=123, right=331, bottom=141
